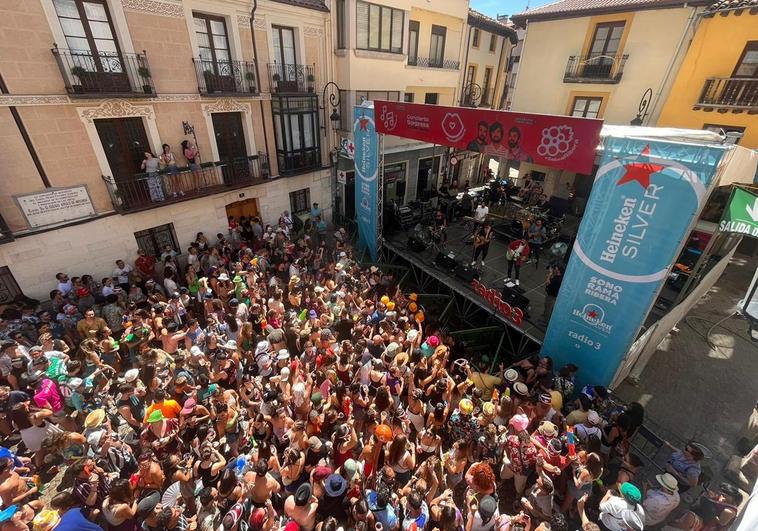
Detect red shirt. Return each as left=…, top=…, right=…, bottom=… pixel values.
left=135, top=255, right=156, bottom=276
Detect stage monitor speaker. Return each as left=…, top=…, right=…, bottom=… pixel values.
left=407, top=236, right=426, bottom=252
left=455, top=263, right=479, bottom=282
left=501, top=285, right=530, bottom=312
left=435, top=252, right=457, bottom=271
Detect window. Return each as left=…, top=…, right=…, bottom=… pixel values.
left=272, top=95, right=321, bottom=174
left=703, top=124, right=746, bottom=144
left=290, top=188, right=311, bottom=214
left=472, top=28, right=480, bottom=48
left=357, top=1, right=404, bottom=53
left=466, top=65, right=476, bottom=86
left=384, top=162, right=407, bottom=204
left=489, top=33, right=497, bottom=52
left=588, top=21, right=624, bottom=58
left=430, top=25, right=447, bottom=67
left=733, top=41, right=758, bottom=78
left=134, top=223, right=181, bottom=258
left=54, top=0, right=123, bottom=71
left=570, top=96, right=603, bottom=118
left=404, top=93, right=414, bottom=102
left=355, top=90, right=400, bottom=103
left=336, top=0, right=346, bottom=49
left=424, top=92, right=438, bottom=104
left=194, top=13, right=231, bottom=65
left=408, top=20, right=419, bottom=65
left=272, top=25, right=297, bottom=66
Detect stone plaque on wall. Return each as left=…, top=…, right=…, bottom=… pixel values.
left=15, top=186, right=96, bottom=228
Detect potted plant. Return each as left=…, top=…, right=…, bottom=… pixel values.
left=244, top=71, right=256, bottom=93
left=137, top=66, right=152, bottom=94
left=306, top=73, right=315, bottom=92
left=70, top=65, right=86, bottom=94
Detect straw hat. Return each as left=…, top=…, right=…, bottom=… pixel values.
left=84, top=408, right=106, bottom=429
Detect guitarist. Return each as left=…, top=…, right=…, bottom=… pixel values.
left=471, top=220, right=494, bottom=268
left=505, top=237, right=530, bottom=287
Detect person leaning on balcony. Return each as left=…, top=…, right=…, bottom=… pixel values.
left=181, top=140, right=202, bottom=191
left=141, top=151, right=165, bottom=203
left=160, top=143, right=183, bottom=198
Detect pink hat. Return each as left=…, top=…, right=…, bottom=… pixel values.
left=509, top=413, right=530, bottom=432
left=426, top=335, right=440, bottom=348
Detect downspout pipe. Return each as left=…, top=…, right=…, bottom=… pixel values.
left=459, top=23, right=472, bottom=106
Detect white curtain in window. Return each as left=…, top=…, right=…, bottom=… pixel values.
left=290, top=115, right=302, bottom=150
left=357, top=2, right=369, bottom=49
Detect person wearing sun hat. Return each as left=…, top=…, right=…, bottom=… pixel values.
left=449, top=397, right=478, bottom=443
left=599, top=482, right=645, bottom=531
left=502, top=413, right=538, bottom=495
left=320, top=473, right=349, bottom=520
left=643, top=472, right=680, bottom=526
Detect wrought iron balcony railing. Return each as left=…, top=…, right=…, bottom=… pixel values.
left=696, top=77, right=758, bottom=111
left=193, top=58, right=258, bottom=95
left=564, top=53, right=628, bottom=84
left=267, top=63, right=316, bottom=94
left=407, top=57, right=460, bottom=69
left=52, top=46, right=155, bottom=96
left=104, top=154, right=269, bottom=214
left=462, top=85, right=496, bottom=108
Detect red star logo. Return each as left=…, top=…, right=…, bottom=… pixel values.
left=587, top=310, right=598, bottom=319
left=358, top=116, right=369, bottom=131
left=617, top=145, right=665, bottom=189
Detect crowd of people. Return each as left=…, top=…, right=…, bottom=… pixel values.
left=0, top=213, right=743, bottom=531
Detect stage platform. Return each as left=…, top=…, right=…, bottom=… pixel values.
left=383, top=215, right=579, bottom=343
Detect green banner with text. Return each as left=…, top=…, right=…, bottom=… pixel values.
left=719, top=187, right=758, bottom=238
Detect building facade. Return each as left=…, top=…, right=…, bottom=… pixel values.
left=460, top=10, right=515, bottom=110
left=0, top=0, right=334, bottom=301
left=329, top=0, right=469, bottom=216
left=657, top=0, right=758, bottom=148
left=510, top=0, right=707, bottom=126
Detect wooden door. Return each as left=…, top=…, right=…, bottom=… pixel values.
left=212, top=112, right=247, bottom=184
left=225, top=198, right=260, bottom=221
left=95, top=117, right=151, bottom=207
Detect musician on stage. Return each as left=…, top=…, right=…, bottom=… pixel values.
left=472, top=201, right=489, bottom=234
left=471, top=220, right=494, bottom=268
left=505, top=237, right=530, bottom=287
left=434, top=205, right=448, bottom=244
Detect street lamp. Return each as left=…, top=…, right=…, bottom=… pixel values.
left=630, top=87, right=653, bottom=126
left=462, top=82, right=482, bottom=107
left=319, top=81, right=343, bottom=222
left=320, top=81, right=342, bottom=134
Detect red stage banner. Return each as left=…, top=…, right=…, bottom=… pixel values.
left=373, top=100, right=603, bottom=174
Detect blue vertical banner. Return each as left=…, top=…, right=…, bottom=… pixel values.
left=542, top=137, right=726, bottom=387
left=353, top=104, right=379, bottom=261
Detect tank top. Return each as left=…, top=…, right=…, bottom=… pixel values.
left=198, top=462, right=220, bottom=488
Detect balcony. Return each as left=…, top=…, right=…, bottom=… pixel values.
left=52, top=46, right=155, bottom=97
left=104, top=154, right=269, bottom=214
left=267, top=63, right=316, bottom=94
left=695, top=78, right=758, bottom=112
left=563, top=53, right=628, bottom=84
left=407, top=57, right=460, bottom=69
left=462, top=87, right=496, bottom=108
left=192, top=58, right=258, bottom=95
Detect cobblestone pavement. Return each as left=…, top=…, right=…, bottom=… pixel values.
left=615, top=252, right=758, bottom=480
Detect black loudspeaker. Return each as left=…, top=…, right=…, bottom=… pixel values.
left=407, top=236, right=426, bottom=252
left=455, top=263, right=479, bottom=282
left=501, top=285, right=530, bottom=311
left=435, top=252, right=458, bottom=270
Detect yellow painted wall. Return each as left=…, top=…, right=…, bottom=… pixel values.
left=511, top=7, right=696, bottom=124
left=657, top=13, right=758, bottom=148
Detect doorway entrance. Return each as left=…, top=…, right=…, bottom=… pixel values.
left=225, top=198, right=259, bottom=222
left=95, top=117, right=151, bottom=208
left=416, top=156, right=440, bottom=201
left=212, top=112, right=247, bottom=184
